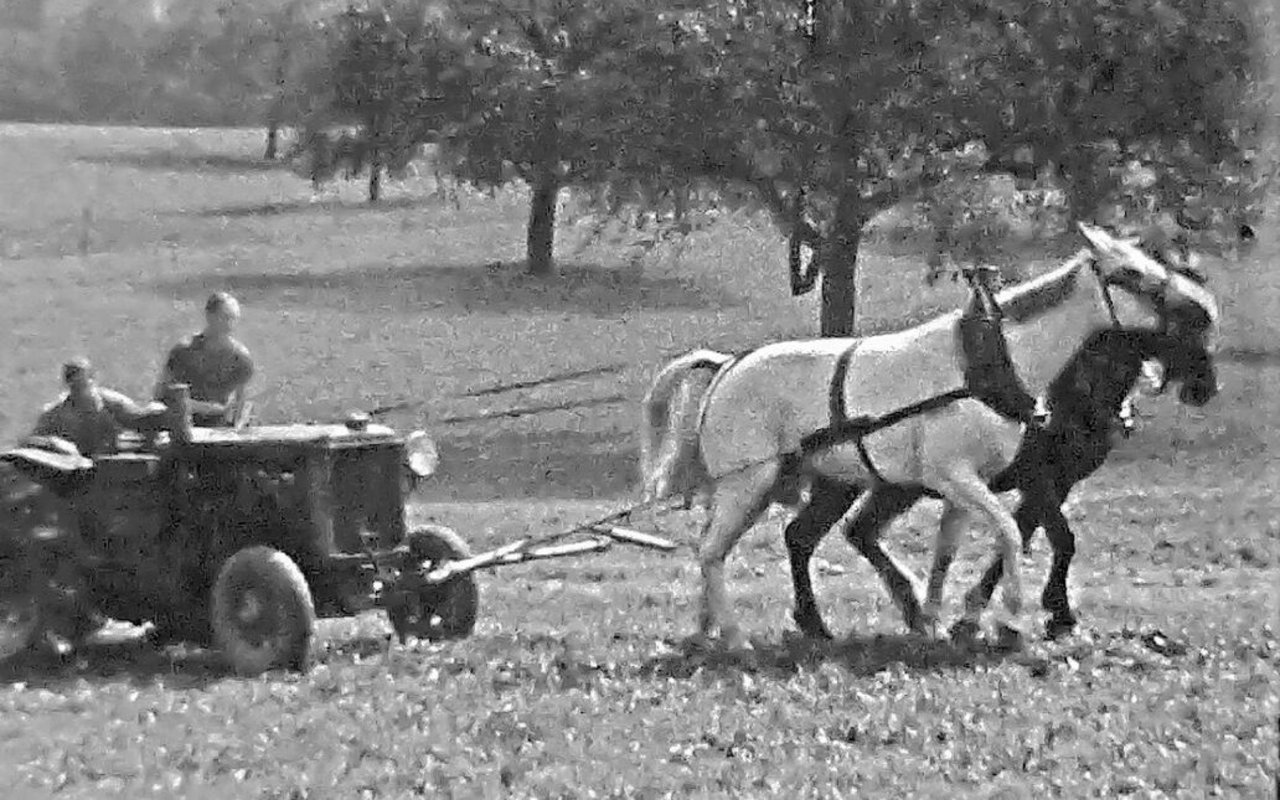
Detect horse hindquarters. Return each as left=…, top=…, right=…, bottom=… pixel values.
left=638, top=352, right=731, bottom=504
left=692, top=344, right=844, bottom=648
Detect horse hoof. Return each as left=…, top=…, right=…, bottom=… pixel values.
left=1044, top=615, right=1078, bottom=641
left=949, top=619, right=981, bottom=649
left=911, top=616, right=946, bottom=642
left=722, top=630, right=752, bottom=653
left=793, top=614, right=835, bottom=642
left=995, top=623, right=1025, bottom=652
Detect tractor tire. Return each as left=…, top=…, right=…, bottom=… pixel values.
left=386, top=525, right=478, bottom=643
left=0, top=589, right=40, bottom=665
left=211, top=546, right=315, bottom=676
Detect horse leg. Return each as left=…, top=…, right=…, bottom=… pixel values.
left=843, top=486, right=930, bottom=635
left=1040, top=505, right=1079, bottom=639
left=695, top=461, right=779, bottom=651
left=972, top=492, right=1046, bottom=617
left=784, top=477, right=860, bottom=640
left=920, top=502, right=969, bottom=637
left=1015, top=497, right=1042, bottom=556
left=932, top=469, right=1026, bottom=644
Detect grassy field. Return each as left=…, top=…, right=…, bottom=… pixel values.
left=0, top=123, right=1276, bottom=798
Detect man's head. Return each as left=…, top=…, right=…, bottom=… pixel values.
left=204, top=291, right=242, bottom=338
left=61, top=357, right=96, bottom=399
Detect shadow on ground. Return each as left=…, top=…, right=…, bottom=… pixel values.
left=635, top=632, right=1039, bottom=681
left=1221, top=345, right=1280, bottom=366
left=74, top=151, right=287, bottom=175
left=183, top=195, right=440, bottom=218
left=0, top=634, right=406, bottom=690
left=425, top=427, right=637, bottom=501
left=0, top=638, right=230, bottom=691
left=152, top=259, right=737, bottom=316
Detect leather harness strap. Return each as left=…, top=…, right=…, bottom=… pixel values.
left=793, top=255, right=1153, bottom=498
left=802, top=342, right=969, bottom=495
left=827, top=345, right=888, bottom=485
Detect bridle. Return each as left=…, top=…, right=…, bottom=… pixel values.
left=1067, top=253, right=1183, bottom=432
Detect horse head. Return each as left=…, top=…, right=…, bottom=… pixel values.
left=1076, top=222, right=1220, bottom=407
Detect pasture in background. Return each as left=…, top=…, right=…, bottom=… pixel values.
left=0, top=123, right=1276, bottom=798
left=2, top=124, right=1274, bottom=503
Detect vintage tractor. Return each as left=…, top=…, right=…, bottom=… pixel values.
left=0, top=386, right=477, bottom=675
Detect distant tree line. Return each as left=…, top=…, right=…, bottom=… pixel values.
left=1, top=0, right=1271, bottom=334
left=0, top=0, right=336, bottom=128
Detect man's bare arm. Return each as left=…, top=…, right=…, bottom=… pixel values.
left=101, top=390, right=168, bottom=430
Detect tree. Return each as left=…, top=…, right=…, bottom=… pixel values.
left=604, top=0, right=1268, bottom=335
left=302, top=0, right=677, bottom=275
left=258, top=0, right=354, bottom=159
left=433, top=0, right=676, bottom=276
left=304, top=2, right=470, bottom=203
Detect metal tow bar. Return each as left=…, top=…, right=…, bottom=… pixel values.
left=423, top=523, right=678, bottom=585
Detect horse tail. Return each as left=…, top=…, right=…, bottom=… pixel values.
left=638, top=349, right=737, bottom=506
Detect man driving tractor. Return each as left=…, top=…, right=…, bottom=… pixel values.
left=153, top=291, right=255, bottom=428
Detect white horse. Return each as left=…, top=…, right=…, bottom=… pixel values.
left=640, top=223, right=1220, bottom=650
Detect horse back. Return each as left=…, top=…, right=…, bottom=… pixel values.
left=841, top=321, right=968, bottom=420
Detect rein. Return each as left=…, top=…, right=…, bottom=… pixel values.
left=1090, top=260, right=1125, bottom=330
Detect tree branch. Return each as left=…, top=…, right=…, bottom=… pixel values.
left=707, top=154, right=823, bottom=246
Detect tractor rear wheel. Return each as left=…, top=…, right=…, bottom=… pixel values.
left=385, top=525, right=478, bottom=643
left=0, top=588, right=40, bottom=665
left=211, top=546, right=315, bottom=676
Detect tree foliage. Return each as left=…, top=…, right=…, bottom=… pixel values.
left=589, top=0, right=1269, bottom=334
left=295, top=0, right=687, bottom=274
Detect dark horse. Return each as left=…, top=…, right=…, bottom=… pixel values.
left=784, top=323, right=1218, bottom=642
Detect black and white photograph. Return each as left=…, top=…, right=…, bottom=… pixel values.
left=0, top=0, right=1276, bottom=796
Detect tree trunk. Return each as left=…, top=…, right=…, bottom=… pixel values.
left=818, top=196, right=866, bottom=337
left=526, top=81, right=561, bottom=277
left=264, top=122, right=279, bottom=160
left=368, top=148, right=382, bottom=204
left=526, top=171, right=559, bottom=277
left=1061, top=152, right=1112, bottom=224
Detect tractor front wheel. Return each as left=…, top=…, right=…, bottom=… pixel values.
left=385, top=525, right=478, bottom=643
left=211, top=546, right=315, bottom=676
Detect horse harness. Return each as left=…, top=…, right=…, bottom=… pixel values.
left=795, top=261, right=1131, bottom=497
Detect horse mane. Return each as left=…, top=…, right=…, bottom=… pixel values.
left=993, top=257, right=1088, bottom=324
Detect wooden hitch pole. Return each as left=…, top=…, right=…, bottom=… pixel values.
left=588, top=525, right=678, bottom=551
left=423, top=537, right=614, bottom=584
